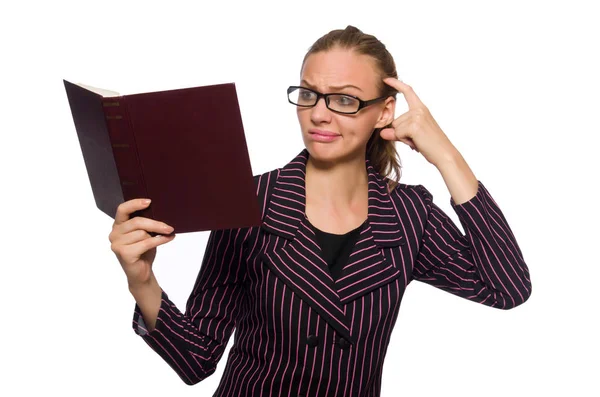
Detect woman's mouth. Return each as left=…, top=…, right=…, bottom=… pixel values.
left=309, top=129, right=341, bottom=142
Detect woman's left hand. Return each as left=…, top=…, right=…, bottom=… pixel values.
left=380, top=77, right=459, bottom=167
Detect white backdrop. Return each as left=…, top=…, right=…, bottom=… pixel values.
left=2, top=0, right=599, bottom=395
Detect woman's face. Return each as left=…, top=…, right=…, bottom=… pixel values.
left=298, top=47, right=395, bottom=164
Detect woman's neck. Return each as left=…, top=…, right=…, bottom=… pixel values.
left=305, top=153, right=369, bottom=213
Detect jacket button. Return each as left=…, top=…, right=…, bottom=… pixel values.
left=306, top=334, right=319, bottom=348
left=337, top=337, right=351, bottom=350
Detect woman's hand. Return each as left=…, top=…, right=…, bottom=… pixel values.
left=109, top=199, right=176, bottom=289
left=380, top=77, right=460, bottom=168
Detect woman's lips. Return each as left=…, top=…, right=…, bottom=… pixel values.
left=309, top=129, right=341, bottom=142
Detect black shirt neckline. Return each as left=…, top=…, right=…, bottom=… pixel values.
left=307, top=218, right=366, bottom=237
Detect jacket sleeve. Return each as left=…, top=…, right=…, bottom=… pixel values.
left=411, top=180, right=532, bottom=309
left=131, top=226, right=249, bottom=385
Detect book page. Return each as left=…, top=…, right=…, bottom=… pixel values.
left=76, top=82, right=120, bottom=97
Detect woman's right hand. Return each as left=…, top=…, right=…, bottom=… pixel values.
left=109, top=198, right=176, bottom=289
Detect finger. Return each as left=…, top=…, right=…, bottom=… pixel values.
left=383, top=77, right=424, bottom=110
left=378, top=128, right=417, bottom=152
left=391, top=111, right=411, bottom=129
left=379, top=115, right=411, bottom=140
left=114, top=198, right=152, bottom=225
left=127, top=217, right=174, bottom=235
left=399, top=137, right=418, bottom=151
left=114, top=228, right=153, bottom=246
left=135, top=233, right=176, bottom=255
left=379, top=128, right=396, bottom=141
left=116, top=233, right=175, bottom=261
left=111, top=216, right=174, bottom=243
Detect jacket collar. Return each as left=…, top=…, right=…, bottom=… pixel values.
left=261, top=148, right=406, bottom=247
left=260, top=149, right=407, bottom=344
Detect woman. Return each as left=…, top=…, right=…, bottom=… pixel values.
left=109, top=26, right=532, bottom=396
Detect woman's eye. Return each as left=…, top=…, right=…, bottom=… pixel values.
left=299, top=90, right=315, bottom=99
left=336, top=96, right=355, bottom=106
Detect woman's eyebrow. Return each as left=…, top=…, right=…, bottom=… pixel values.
left=301, top=79, right=363, bottom=92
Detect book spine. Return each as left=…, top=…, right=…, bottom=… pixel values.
left=102, top=97, right=153, bottom=221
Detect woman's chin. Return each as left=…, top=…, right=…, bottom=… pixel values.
left=305, top=141, right=340, bottom=159
left=306, top=144, right=362, bottom=167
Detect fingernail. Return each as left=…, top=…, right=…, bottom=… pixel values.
left=143, top=199, right=151, bottom=204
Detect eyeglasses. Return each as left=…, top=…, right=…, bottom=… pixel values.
left=287, top=86, right=388, bottom=115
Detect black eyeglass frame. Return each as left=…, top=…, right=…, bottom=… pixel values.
left=287, top=85, right=389, bottom=115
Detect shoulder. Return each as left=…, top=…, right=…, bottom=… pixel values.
left=252, top=168, right=281, bottom=218
left=388, top=180, right=434, bottom=211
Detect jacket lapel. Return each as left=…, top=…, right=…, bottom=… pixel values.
left=334, top=159, right=408, bottom=303
left=260, top=149, right=407, bottom=343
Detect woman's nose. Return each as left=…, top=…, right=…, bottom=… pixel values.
left=310, top=97, right=332, bottom=124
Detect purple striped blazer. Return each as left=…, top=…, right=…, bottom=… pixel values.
left=132, top=148, right=532, bottom=396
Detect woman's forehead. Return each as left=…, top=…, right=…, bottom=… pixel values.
left=301, top=49, right=379, bottom=93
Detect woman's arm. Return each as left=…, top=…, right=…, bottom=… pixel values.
left=412, top=179, right=532, bottom=309
left=129, top=273, right=162, bottom=331
left=131, top=226, right=251, bottom=385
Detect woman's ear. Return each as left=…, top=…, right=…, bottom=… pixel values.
left=374, top=96, right=396, bottom=129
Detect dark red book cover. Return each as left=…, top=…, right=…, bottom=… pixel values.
left=63, top=79, right=262, bottom=234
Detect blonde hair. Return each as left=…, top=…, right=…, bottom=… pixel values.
left=301, top=25, right=402, bottom=191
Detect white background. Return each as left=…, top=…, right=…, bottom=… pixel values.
left=2, top=0, right=599, bottom=395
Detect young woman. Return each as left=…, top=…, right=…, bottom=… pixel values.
left=109, top=25, right=532, bottom=397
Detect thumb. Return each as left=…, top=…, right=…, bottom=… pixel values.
left=379, top=128, right=396, bottom=140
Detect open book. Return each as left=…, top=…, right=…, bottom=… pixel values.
left=64, top=79, right=262, bottom=234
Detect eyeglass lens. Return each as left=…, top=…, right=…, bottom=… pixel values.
left=288, top=87, right=360, bottom=113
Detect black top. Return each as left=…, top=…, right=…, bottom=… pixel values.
left=309, top=220, right=364, bottom=281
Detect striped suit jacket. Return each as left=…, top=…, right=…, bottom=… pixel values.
left=132, top=148, right=532, bottom=396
